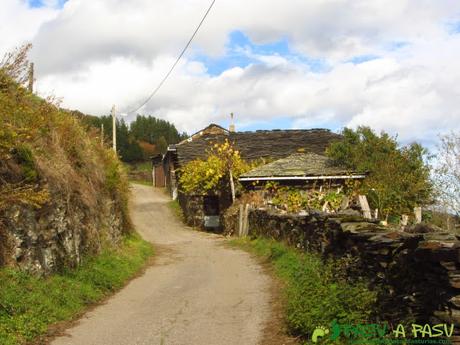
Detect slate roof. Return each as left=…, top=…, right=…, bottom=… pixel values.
left=240, top=152, right=363, bottom=178
left=173, top=128, right=342, bottom=166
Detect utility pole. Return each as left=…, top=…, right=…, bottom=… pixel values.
left=111, top=105, right=117, bottom=153
left=28, top=62, right=34, bottom=93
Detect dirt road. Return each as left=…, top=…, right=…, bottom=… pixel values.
left=52, top=184, right=272, bottom=345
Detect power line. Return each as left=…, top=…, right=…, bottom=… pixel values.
left=126, top=0, right=216, bottom=115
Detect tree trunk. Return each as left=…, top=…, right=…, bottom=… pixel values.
left=229, top=170, right=235, bottom=203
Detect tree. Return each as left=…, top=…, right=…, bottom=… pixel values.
left=0, top=44, right=32, bottom=85
left=178, top=139, right=250, bottom=199
left=155, top=136, right=168, bottom=154
left=130, top=115, right=187, bottom=145
left=326, top=126, right=432, bottom=220
left=433, top=132, right=460, bottom=216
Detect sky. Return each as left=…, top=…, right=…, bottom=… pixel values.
left=2, top=0, right=460, bottom=147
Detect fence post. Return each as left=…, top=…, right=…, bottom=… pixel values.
left=358, top=195, right=372, bottom=219
left=414, top=207, right=422, bottom=224
left=401, top=214, right=409, bottom=227
left=243, top=204, right=250, bottom=236
left=238, top=204, right=244, bottom=237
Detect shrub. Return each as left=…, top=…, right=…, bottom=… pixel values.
left=266, top=182, right=346, bottom=213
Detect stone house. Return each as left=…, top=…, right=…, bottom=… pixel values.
left=162, top=123, right=343, bottom=230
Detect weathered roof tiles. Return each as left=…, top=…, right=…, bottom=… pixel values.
left=240, top=152, right=365, bottom=178
left=174, top=128, right=342, bottom=166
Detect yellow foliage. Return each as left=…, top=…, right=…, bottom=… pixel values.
left=179, top=139, right=251, bottom=194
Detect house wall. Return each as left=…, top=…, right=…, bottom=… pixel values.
left=239, top=208, right=460, bottom=334
left=163, top=153, right=177, bottom=198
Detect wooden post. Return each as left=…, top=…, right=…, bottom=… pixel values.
left=340, top=196, right=349, bottom=210
left=100, top=123, right=104, bottom=146
left=401, top=214, right=409, bottom=227
left=374, top=208, right=379, bottom=219
left=242, top=203, right=250, bottom=236
left=238, top=204, right=244, bottom=237
left=28, top=62, right=34, bottom=93
left=358, top=195, right=372, bottom=219
left=111, top=105, right=116, bottom=153
left=414, top=207, right=422, bottom=224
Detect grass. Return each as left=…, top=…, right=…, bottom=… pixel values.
left=130, top=180, right=153, bottom=187
left=125, top=162, right=153, bottom=186
left=132, top=161, right=153, bottom=172
left=168, top=199, right=184, bottom=221
left=229, top=237, right=377, bottom=345
left=0, top=234, right=153, bottom=345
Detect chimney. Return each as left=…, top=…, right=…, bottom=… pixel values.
left=229, top=112, right=235, bottom=132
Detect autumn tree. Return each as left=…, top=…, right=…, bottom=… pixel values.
left=0, top=43, right=32, bottom=85
left=178, top=140, right=250, bottom=200
left=326, top=126, right=432, bottom=220
left=433, top=132, right=460, bottom=216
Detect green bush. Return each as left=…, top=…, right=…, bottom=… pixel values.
left=231, top=238, right=377, bottom=343
left=15, top=145, right=38, bottom=182
left=0, top=234, right=153, bottom=345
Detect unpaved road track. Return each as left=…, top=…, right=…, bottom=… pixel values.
left=52, top=184, right=272, bottom=345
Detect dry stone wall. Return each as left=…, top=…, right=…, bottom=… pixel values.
left=245, top=208, right=460, bottom=329
left=1, top=193, right=124, bottom=275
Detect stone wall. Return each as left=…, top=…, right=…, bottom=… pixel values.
left=1, top=193, right=124, bottom=275
left=243, top=208, right=460, bottom=328
left=178, top=193, right=205, bottom=228
left=179, top=189, right=233, bottom=231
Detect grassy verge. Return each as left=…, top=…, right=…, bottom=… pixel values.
left=124, top=162, right=152, bottom=186
left=130, top=180, right=153, bottom=187
left=229, top=237, right=376, bottom=345
left=0, top=234, right=153, bottom=345
left=168, top=199, right=184, bottom=221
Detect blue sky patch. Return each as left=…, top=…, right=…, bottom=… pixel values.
left=447, top=21, right=460, bottom=34
left=27, top=0, right=67, bottom=8
left=193, top=30, right=328, bottom=76
left=348, top=54, right=380, bottom=64
left=220, top=115, right=341, bottom=132
left=385, top=41, right=410, bottom=51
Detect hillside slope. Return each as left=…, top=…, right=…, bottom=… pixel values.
left=0, top=70, right=131, bottom=274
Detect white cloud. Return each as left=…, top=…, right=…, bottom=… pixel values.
left=3, top=0, right=460, bottom=146
left=0, top=0, right=58, bottom=55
